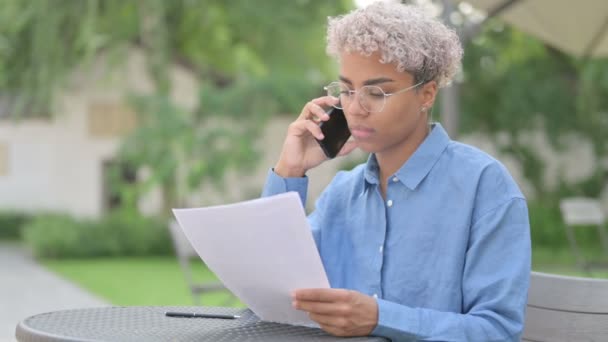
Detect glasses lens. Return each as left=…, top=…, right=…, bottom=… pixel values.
left=325, top=82, right=351, bottom=109
left=324, top=83, right=387, bottom=112
left=360, top=86, right=386, bottom=112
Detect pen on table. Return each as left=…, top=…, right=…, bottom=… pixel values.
left=165, top=311, right=240, bottom=319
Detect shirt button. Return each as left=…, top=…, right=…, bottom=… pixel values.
left=379, top=245, right=383, bottom=253
left=372, top=293, right=378, bottom=299
left=387, top=199, right=393, bottom=207
left=392, top=177, right=399, bottom=183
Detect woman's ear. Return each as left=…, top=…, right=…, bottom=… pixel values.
left=420, top=80, right=438, bottom=108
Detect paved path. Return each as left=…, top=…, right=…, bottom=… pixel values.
left=0, top=243, right=109, bottom=342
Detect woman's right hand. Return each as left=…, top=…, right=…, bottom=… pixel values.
left=274, top=96, right=358, bottom=178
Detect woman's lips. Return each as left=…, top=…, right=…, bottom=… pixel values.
left=349, top=125, right=375, bottom=139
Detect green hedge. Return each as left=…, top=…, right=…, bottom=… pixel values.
left=528, top=200, right=605, bottom=249
left=22, top=211, right=173, bottom=258
left=0, top=211, right=31, bottom=240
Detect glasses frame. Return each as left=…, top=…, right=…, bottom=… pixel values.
left=324, top=80, right=424, bottom=113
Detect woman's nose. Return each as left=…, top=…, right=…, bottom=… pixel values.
left=345, top=93, right=369, bottom=117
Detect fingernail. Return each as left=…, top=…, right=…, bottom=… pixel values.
left=318, top=134, right=324, bottom=139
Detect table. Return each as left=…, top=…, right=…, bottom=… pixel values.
left=16, top=306, right=389, bottom=341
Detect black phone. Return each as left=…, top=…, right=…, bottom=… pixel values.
left=316, top=106, right=351, bottom=159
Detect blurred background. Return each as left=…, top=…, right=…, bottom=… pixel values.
left=1, top=0, right=607, bottom=339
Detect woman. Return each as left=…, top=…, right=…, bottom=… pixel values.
left=262, top=2, right=530, bottom=341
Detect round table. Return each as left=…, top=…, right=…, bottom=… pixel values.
left=16, top=306, right=388, bottom=341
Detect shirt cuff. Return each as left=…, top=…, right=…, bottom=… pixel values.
left=371, top=298, right=420, bottom=340
left=261, top=168, right=308, bottom=206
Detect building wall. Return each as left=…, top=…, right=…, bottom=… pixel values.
left=0, top=102, right=119, bottom=217
left=0, top=49, right=196, bottom=218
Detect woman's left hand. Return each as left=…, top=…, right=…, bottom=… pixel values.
left=292, top=288, right=378, bottom=337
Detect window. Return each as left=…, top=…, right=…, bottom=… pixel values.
left=101, top=160, right=137, bottom=211
left=88, top=102, right=137, bottom=138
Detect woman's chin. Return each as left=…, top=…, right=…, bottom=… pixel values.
left=353, top=140, right=378, bottom=154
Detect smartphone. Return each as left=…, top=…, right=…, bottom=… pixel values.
left=316, top=106, right=351, bottom=159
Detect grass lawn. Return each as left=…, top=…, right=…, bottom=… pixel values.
left=42, top=246, right=608, bottom=307
left=43, top=256, right=243, bottom=307
left=532, top=246, right=608, bottom=278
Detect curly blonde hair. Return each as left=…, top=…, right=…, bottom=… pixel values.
left=327, top=1, right=463, bottom=88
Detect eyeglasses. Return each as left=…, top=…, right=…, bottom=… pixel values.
left=324, top=81, right=423, bottom=113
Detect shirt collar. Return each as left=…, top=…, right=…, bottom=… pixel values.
left=363, top=123, right=451, bottom=191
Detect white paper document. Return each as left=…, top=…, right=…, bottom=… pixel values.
left=172, top=192, right=329, bottom=327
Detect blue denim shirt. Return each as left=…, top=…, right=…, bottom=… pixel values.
left=262, top=124, right=531, bottom=341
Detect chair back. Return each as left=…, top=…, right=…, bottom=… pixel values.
left=523, top=271, right=608, bottom=341
left=560, top=197, right=605, bottom=226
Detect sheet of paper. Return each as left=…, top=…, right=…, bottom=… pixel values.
left=172, top=192, right=329, bottom=327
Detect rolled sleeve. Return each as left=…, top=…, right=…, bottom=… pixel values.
left=261, top=168, right=309, bottom=206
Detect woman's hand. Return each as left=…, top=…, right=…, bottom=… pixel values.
left=292, top=288, right=378, bottom=337
left=274, top=96, right=358, bottom=177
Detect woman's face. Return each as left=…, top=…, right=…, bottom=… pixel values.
left=338, top=51, right=436, bottom=156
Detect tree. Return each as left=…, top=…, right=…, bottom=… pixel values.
left=405, top=0, right=608, bottom=198
left=1, top=0, right=351, bottom=114
left=460, top=20, right=608, bottom=197
left=1, top=0, right=352, bottom=214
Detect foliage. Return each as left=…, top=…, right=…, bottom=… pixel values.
left=22, top=211, right=172, bottom=258
left=0, top=0, right=134, bottom=117
left=114, top=79, right=274, bottom=213
left=1, top=0, right=352, bottom=212
left=0, top=211, right=31, bottom=240
left=0, top=0, right=350, bottom=118
left=460, top=20, right=608, bottom=197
